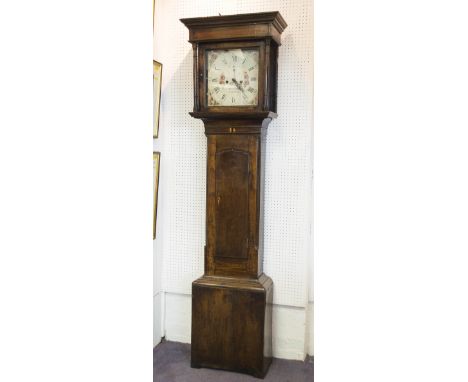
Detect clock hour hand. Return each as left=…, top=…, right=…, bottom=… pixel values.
left=231, top=78, right=245, bottom=92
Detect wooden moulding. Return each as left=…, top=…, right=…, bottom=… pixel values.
left=180, top=11, right=287, bottom=45
left=190, top=111, right=276, bottom=135
left=193, top=273, right=273, bottom=291
left=189, top=111, right=277, bottom=120
left=191, top=274, right=273, bottom=378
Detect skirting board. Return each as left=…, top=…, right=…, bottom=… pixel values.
left=162, top=292, right=312, bottom=360
left=306, top=301, right=314, bottom=356
left=153, top=292, right=163, bottom=348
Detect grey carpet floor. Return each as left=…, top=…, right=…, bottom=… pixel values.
left=154, top=341, right=314, bottom=382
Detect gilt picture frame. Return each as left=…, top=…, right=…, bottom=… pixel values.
left=153, top=152, right=161, bottom=240
left=153, top=61, right=162, bottom=138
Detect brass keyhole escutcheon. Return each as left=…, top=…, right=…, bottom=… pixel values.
left=217, top=196, right=221, bottom=206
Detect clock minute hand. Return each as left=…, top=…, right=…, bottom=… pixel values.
left=231, top=78, right=244, bottom=92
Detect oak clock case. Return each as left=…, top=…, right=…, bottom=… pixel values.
left=181, top=12, right=287, bottom=379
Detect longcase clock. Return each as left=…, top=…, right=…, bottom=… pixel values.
left=181, top=12, right=287, bottom=379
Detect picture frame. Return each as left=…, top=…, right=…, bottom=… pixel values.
left=153, top=61, right=162, bottom=138
left=153, top=151, right=161, bottom=240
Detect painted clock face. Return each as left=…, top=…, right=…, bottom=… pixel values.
left=206, top=48, right=259, bottom=107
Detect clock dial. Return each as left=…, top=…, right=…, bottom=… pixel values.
left=206, top=48, right=259, bottom=107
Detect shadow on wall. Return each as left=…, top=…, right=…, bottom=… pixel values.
left=162, top=49, right=193, bottom=120
left=160, top=46, right=207, bottom=293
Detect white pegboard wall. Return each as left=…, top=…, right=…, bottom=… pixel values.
left=154, top=0, right=313, bottom=308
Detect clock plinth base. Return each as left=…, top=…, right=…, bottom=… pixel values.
left=191, top=274, right=273, bottom=379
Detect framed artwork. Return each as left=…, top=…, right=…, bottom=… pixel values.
left=153, top=61, right=162, bottom=138
left=153, top=152, right=161, bottom=240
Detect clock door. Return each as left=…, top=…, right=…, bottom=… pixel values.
left=206, top=133, right=260, bottom=278
left=215, top=148, right=250, bottom=260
